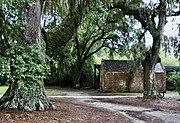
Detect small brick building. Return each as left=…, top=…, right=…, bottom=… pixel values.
left=100, top=60, right=166, bottom=93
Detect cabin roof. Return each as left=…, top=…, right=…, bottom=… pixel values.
left=165, top=66, right=180, bottom=73
left=103, top=60, right=131, bottom=72
left=102, top=60, right=165, bottom=73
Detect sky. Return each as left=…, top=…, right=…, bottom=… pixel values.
left=145, top=16, right=180, bottom=46
left=164, top=16, right=180, bottom=37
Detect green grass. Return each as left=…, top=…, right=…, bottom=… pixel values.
left=161, top=57, right=179, bottom=66
left=95, top=50, right=180, bottom=66
left=0, top=86, right=8, bottom=95
left=0, top=86, right=62, bottom=95
left=160, top=52, right=179, bottom=66
left=45, top=89, right=62, bottom=95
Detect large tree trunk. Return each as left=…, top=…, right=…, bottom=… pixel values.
left=0, top=4, right=2, bottom=41
left=142, top=36, right=163, bottom=98
left=142, top=53, right=159, bottom=97
left=23, top=0, right=41, bottom=44
left=0, top=0, right=54, bottom=111
left=142, top=0, right=166, bottom=98
left=0, top=80, right=54, bottom=111
left=0, top=4, right=5, bottom=53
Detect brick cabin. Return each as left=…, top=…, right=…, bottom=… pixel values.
left=99, top=60, right=166, bottom=93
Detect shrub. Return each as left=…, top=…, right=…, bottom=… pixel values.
left=167, top=72, right=180, bottom=94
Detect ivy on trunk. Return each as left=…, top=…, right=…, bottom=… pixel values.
left=0, top=0, right=54, bottom=111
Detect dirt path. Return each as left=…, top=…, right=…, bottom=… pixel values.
left=1, top=88, right=179, bottom=122
left=48, top=88, right=180, bottom=123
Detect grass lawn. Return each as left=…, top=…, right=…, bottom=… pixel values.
left=45, top=89, right=62, bottom=95
left=0, top=86, right=62, bottom=95
left=0, top=86, right=8, bottom=95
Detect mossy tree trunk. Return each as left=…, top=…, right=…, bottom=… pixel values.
left=44, top=1, right=87, bottom=55
left=142, top=1, right=166, bottom=98
left=72, top=34, right=83, bottom=88
left=0, top=80, right=54, bottom=111
left=142, top=48, right=161, bottom=98
left=0, top=0, right=54, bottom=111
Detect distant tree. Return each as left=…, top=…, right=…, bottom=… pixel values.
left=72, top=1, right=112, bottom=87
left=65, top=0, right=130, bottom=87
left=42, top=0, right=95, bottom=85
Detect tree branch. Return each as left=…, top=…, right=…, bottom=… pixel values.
left=45, top=0, right=95, bottom=55
left=111, top=1, right=157, bottom=34
left=75, top=33, right=82, bottom=62
left=83, top=42, right=105, bottom=62
left=83, top=30, right=105, bottom=59
left=171, top=10, right=180, bottom=16
left=80, top=24, right=104, bottom=58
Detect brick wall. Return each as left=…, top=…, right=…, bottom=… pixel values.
left=100, top=60, right=166, bottom=93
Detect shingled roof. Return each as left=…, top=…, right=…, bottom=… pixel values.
left=103, top=60, right=165, bottom=73
left=165, top=66, right=180, bottom=73
left=104, top=60, right=131, bottom=72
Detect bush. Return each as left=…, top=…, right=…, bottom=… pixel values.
left=80, top=61, right=94, bottom=88
left=167, top=72, right=180, bottom=94
left=166, top=74, right=176, bottom=90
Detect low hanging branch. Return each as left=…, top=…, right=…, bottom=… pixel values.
left=45, top=0, right=95, bottom=55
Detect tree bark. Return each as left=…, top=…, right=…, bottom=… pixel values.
left=44, top=2, right=84, bottom=56
left=0, top=4, right=5, bottom=54
left=73, top=63, right=83, bottom=88
left=0, top=80, right=54, bottom=111
left=0, top=0, right=54, bottom=111
left=142, top=52, right=159, bottom=97
left=0, top=4, right=3, bottom=41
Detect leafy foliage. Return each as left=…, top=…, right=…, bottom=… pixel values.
left=0, top=42, right=50, bottom=94
left=45, top=41, right=75, bottom=85
left=74, top=56, right=95, bottom=87
left=167, top=72, right=180, bottom=94
left=0, top=0, right=34, bottom=54
left=163, top=36, right=180, bottom=62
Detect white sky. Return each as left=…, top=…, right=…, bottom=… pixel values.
left=145, top=16, right=180, bottom=46
left=164, top=16, right=180, bottom=37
